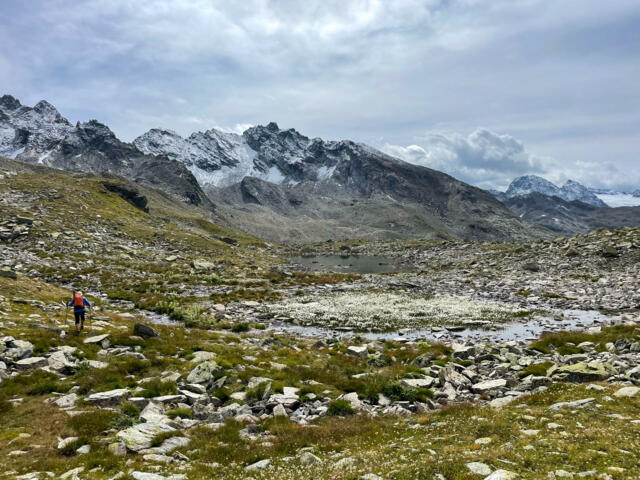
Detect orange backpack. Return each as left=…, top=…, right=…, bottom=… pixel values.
left=73, top=294, right=83, bottom=307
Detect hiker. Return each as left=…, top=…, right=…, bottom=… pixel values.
left=67, top=291, right=91, bottom=333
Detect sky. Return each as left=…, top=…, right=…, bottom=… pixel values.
left=1, top=0, right=639, bottom=191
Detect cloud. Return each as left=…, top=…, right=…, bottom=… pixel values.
left=382, top=129, right=550, bottom=190
left=1, top=0, right=639, bottom=190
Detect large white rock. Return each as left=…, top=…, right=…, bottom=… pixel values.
left=15, top=357, right=47, bottom=370
left=347, top=345, right=368, bottom=357
left=245, top=459, right=271, bottom=471
left=472, top=379, right=507, bottom=394
left=83, top=334, right=110, bottom=347
left=191, top=351, right=216, bottom=363
left=341, top=392, right=362, bottom=411
left=48, top=351, right=77, bottom=372
left=186, top=360, right=220, bottom=384
left=467, top=462, right=492, bottom=475
left=117, top=421, right=176, bottom=452
left=86, top=388, right=130, bottom=406
left=614, top=386, right=640, bottom=398
left=54, top=393, right=79, bottom=409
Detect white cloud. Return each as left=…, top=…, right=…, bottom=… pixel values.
left=382, top=129, right=550, bottom=190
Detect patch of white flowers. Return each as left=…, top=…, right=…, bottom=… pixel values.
left=267, top=292, right=530, bottom=332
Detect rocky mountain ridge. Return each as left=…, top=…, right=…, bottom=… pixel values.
left=0, top=95, right=210, bottom=207
left=1, top=94, right=550, bottom=243
left=498, top=175, right=607, bottom=207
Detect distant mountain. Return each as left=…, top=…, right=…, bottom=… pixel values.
left=501, top=175, right=607, bottom=207
left=136, top=122, right=551, bottom=243
left=504, top=193, right=640, bottom=236
left=0, top=95, right=210, bottom=206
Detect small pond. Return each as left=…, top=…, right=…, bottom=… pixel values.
left=290, top=254, right=408, bottom=274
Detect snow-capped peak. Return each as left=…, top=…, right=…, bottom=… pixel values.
left=504, top=175, right=607, bottom=207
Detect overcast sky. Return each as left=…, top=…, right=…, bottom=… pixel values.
left=2, top=0, right=639, bottom=190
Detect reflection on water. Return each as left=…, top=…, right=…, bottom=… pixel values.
left=290, top=254, right=407, bottom=274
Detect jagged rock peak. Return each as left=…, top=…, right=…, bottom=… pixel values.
left=0, top=94, right=21, bottom=111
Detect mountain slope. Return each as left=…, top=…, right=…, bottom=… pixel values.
left=503, top=192, right=640, bottom=235
left=0, top=95, right=210, bottom=206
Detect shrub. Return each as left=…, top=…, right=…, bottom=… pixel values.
left=231, top=322, right=250, bottom=333
left=167, top=408, right=193, bottom=419
left=382, top=381, right=433, bottom=402
left=139, top=379, right=178, bottom=398
left=121, top=401, right=141, bottom=418
left=69, top=410, right=120, bottom=436
left=327, top=399, right=354, bottom=416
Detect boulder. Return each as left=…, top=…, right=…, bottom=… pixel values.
left=15, top=357, right=47, bottom=370
left=347, top=345, right=368, bottom=357
left=186, top=360, right=221, bottom=384
left=273, top=403, right=288, bottom=418
left=83, top=334, right=110, bottom=348
left=549, top=362, right=616, bottom=382
left=341, top=392, right=362, bottom=411
left=117, top=421, right=176, bottom=452
left=86, top=388, right=130, bottom=407
left=48, top=351, right=77, bottom=373
left=467, top=462, right=492, bottom=475
left=472, top=379, right=507, bottom=394
left=139, top=436, right=190, bottom=455
left=133, top=323, right=159, bottom=339
left=54, top=393, right=78, bottom=409
left=245, top=459, right=271, bottom=471
left=400, top=377, right=435, bottom=389
left=0, top=268, right=17, bottom=279
left=191, top=351, right=216, bottom=363
left=5, top=340, right=33, bottom=360
left=613, top=386, right=640, bottom=398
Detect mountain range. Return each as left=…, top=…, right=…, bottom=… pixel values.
left=4, top=94, right=639, bottom=242
left=0, top=94, right=553, bottom=243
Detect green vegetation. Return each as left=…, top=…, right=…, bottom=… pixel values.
left=326, top=399, right=355, bottom=416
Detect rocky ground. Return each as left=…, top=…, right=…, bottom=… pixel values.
left=1, top=164, right=640, bottom=480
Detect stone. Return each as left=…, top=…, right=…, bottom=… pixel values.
left=54, top=393, right=78, bottom=409
left=6, top=340, right=33, bottom=359
left=131, top=473, right=186, bottom=480
left=15, top=357, right=47, bottom=370
left=613, top=386, right=640, bottom=398
left=550, top=362, right=616, bottom=382
left=467, top=462, right=492, bottom=475
left=83, top=334, right=110, bottom=348
left=472, top=379, right=507, bottom=394
left=360, top=475, right=383, bottom=480
left=300, top=452, right=321, bottom=465
left=140, top=401, right=168, bottom=423
left=245, top=459, right=271, bottom=471
left=475, top=437, right=492, bottom=445
left=548, top=398, right=595, bottom=410
left=139, top=436, right=190, bottom=455
left=58, top=437, right=79, bottom=449
left=133, top=323, right=159, bottom=339
left=489, top=396, right=515, bottom=409
left=273, top=403, right=288, bottom=418
left=117, top=421, right=176, bottom=452
left=60, top=467, right=84, bottom=480
left=108, top=442, right=127, bottom=456
left=484, top=470, right=518, bottom=480
left=48, top=351, right=77, bottom=373
left=341, top=392, right=362, bottom=411
left=191, top=351, right=216, bottom=363
left=192, top=259, right=216, bottom=270
left=76, top=444, right=91, bottom=454
left=86, top=388, right=130, bottom=407
left=400, top=377, right=435, bottom=389
left=186, top=360, right=221, bottom=384
left=347, top=345, right=368, bottom=357
left=0, top=268, right=17, bottom=279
